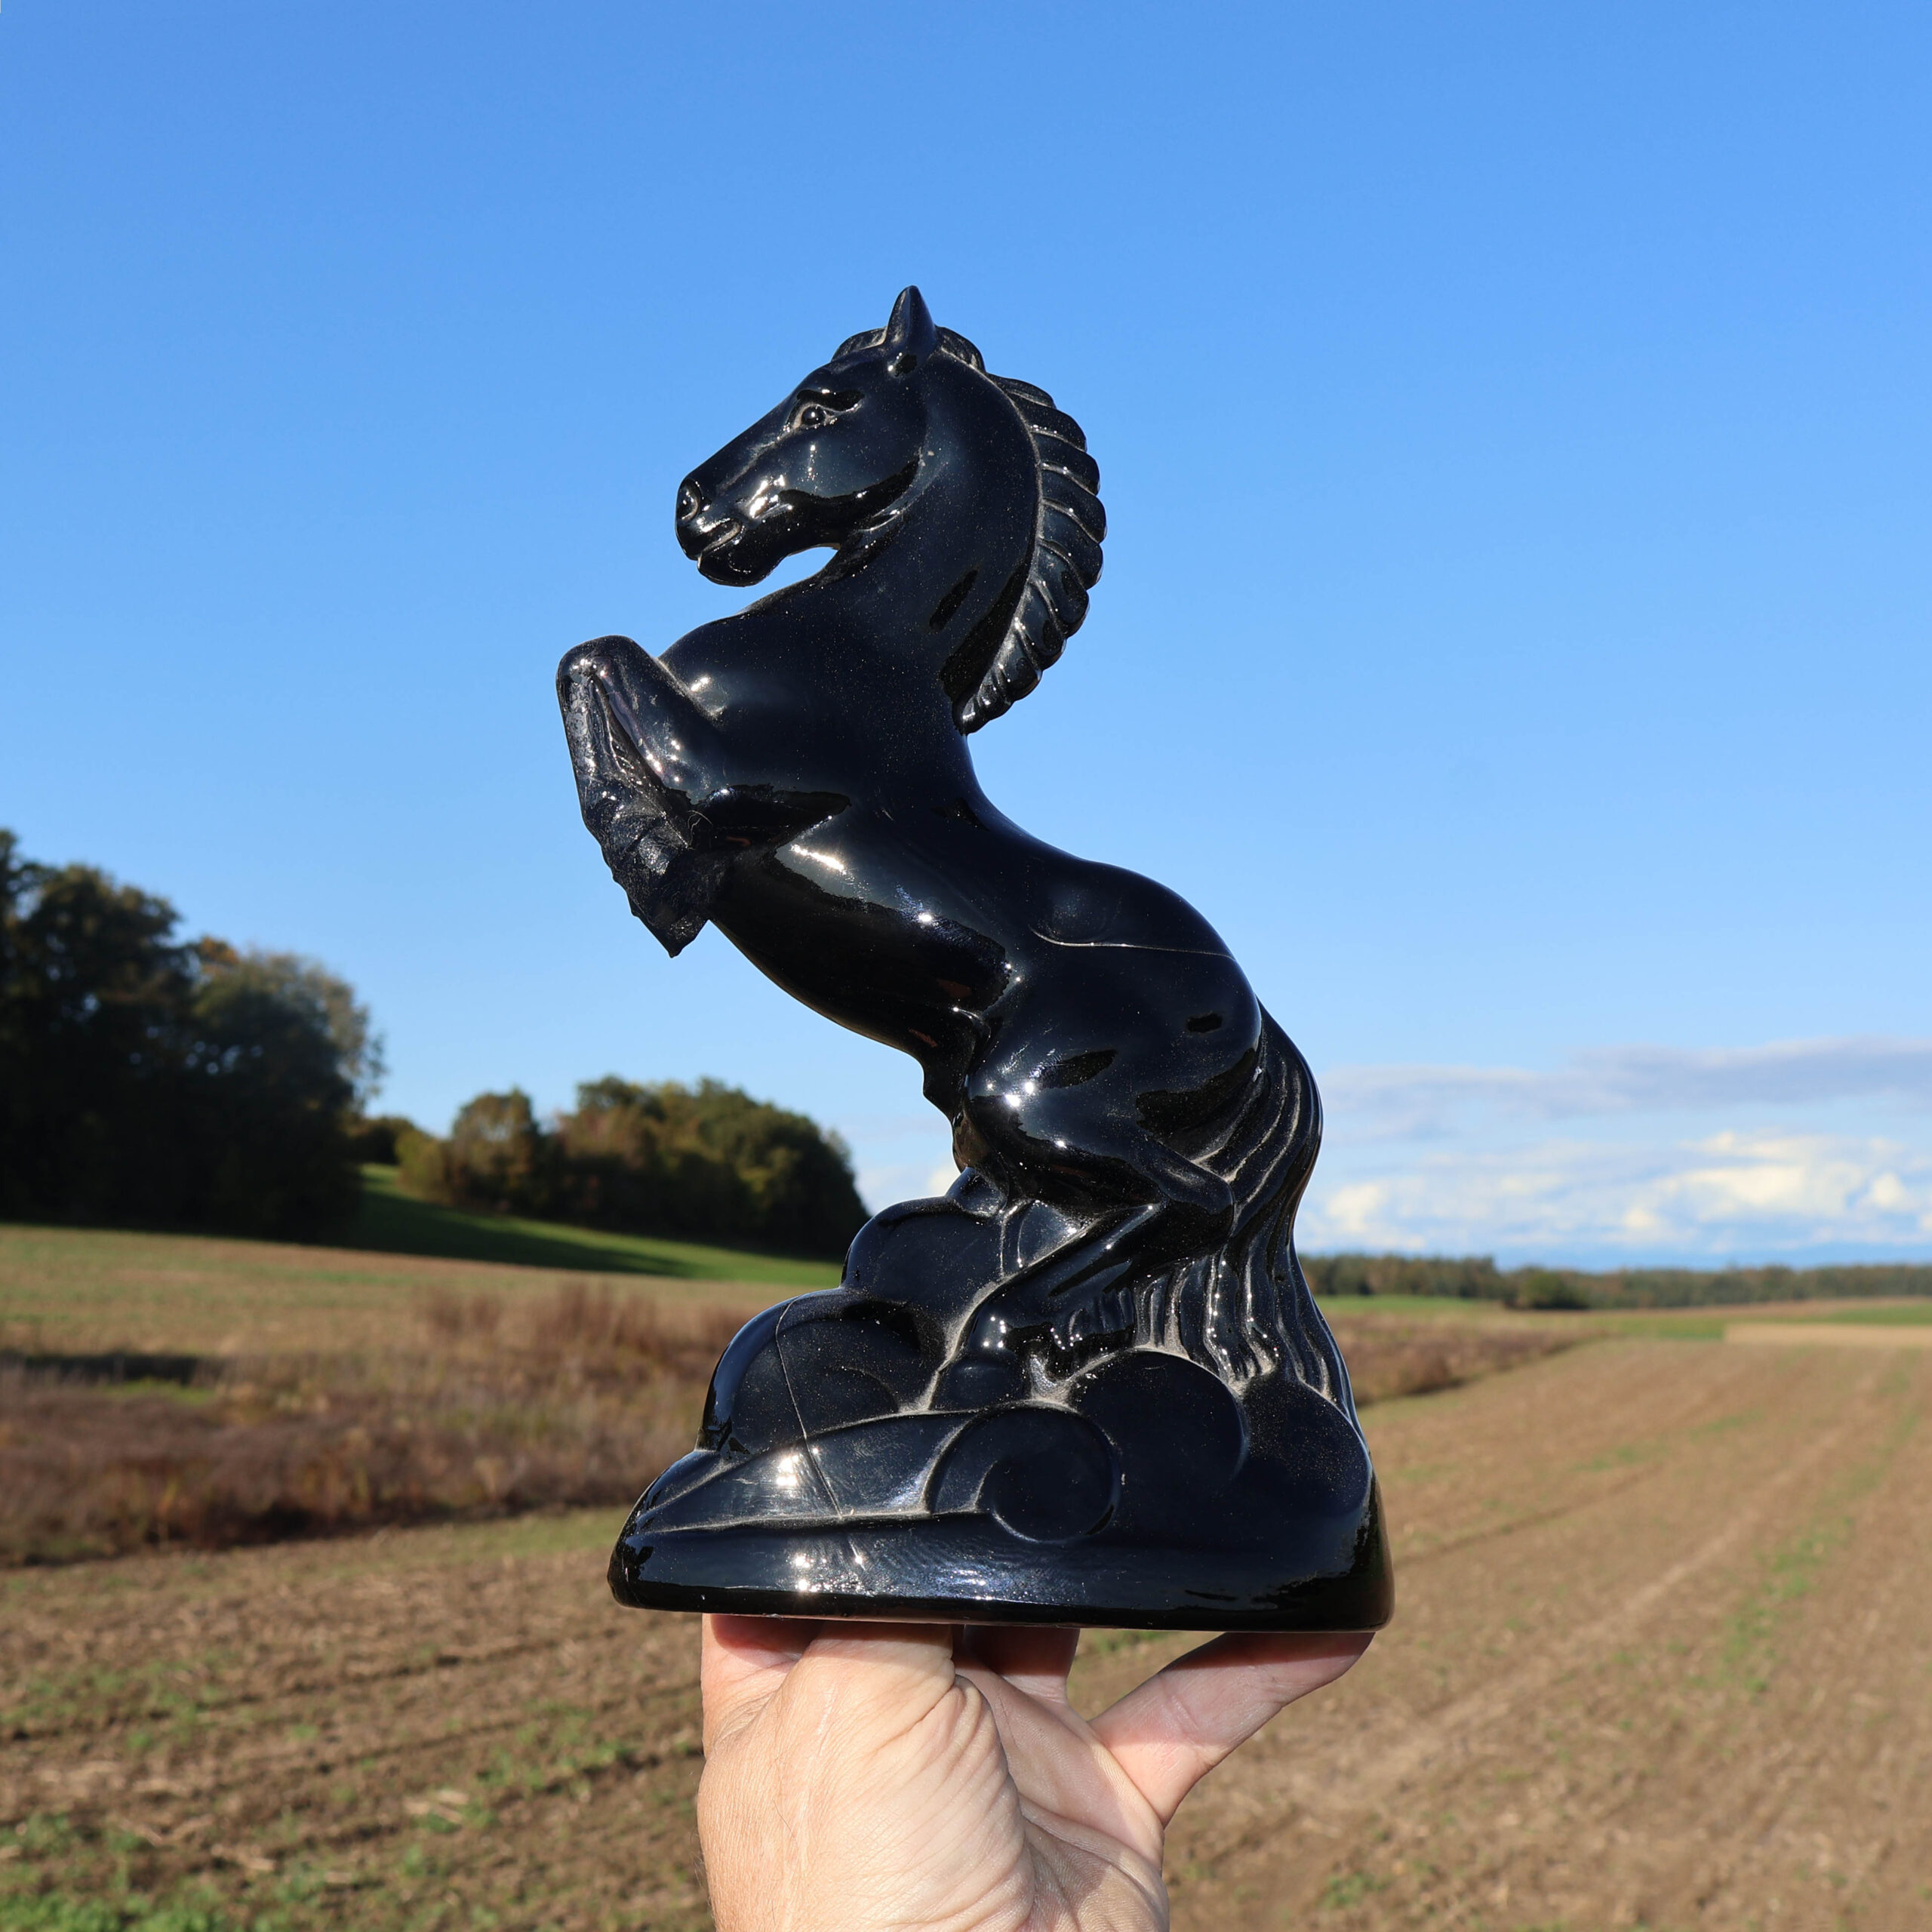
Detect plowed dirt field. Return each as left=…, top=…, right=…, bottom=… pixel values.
left=4, top=1334, right=1927, bottom=1931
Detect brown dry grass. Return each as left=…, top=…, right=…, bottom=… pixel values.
left=1327, top=1312, right=1575, bottom=1402
left=4, top=1339, right=1927, bottom=1930
left=0, top=1287, right=746, bottom=1564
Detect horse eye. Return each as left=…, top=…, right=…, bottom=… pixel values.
left=797, top=404, right=830, bottom=430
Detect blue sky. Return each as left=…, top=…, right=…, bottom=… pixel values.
left=3, top=3, right=1927, bottom=1265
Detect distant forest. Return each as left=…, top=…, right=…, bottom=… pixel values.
left=386, top=1080, right=867, bottom=1260
left=1300, top=1251, right=1932, bottom=1309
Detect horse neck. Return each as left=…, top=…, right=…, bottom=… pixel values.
left=794, top=413, right=1038, bottom=686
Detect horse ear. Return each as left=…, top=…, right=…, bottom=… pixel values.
left=883, top=285, right=938, bottom=368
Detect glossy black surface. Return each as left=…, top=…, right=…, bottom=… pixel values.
left=561, top=289, right=1391, bottom=1630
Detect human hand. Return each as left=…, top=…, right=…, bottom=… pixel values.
left=697, top=1615, right=1371, bottom=1932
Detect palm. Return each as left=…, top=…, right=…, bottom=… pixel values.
left=698, top=1617, right=1369, bottom=1932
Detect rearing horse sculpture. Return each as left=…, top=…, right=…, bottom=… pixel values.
left=561, top=288, right=1390, bottom=1628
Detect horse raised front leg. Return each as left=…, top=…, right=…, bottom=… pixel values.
left=556, top=636, right=731, bottom=955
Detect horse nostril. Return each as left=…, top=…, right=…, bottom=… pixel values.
left=676, top=480, right=705, bottom=524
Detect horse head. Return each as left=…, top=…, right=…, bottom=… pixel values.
left=675, top=286, right=1108, bottom=733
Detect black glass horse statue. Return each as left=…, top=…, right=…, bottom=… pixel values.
left=559, top=288, right=1392, bottom=1630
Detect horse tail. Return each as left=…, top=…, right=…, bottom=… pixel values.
left=1134, top=1014, right=1355, bottom=1417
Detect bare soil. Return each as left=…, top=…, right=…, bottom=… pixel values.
left=5, top=1335, right=1927, bottom=1930
left=1727, top=1321, right=1932, bottom=1349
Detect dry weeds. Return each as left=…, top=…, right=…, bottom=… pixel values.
left=1326, top=1312, right=1577, bottom=1403
left=0, top=1288, right=746, bottom=1564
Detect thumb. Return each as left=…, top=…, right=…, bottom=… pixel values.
left=774, top=1623, right=964, bottom=1741
left=700, top=1616, right=817, bottom=1751
left=701, top=1617, right=961, bottom=1753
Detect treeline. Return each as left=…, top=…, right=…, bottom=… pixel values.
left=0, top=831, right=375, bottom=1238
left=394, top=1078, right=868, bottom=1260
left=1302, top=1252, right=1932, bottom=1309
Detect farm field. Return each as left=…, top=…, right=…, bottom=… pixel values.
left=8, top=1201, right=1924, bottom=1359
left=0, top=1202, right=832, bottom=1360
left=1761, top=1302, right=1932, bottom=1326
left=4, top=1333, right=1927, bottom=1930
left=1729, top=1321, right=1932, bottom=1350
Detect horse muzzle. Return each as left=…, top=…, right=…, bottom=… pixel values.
left=672, top=472, right=764, bottom=583
left=688, top=518, right=780, bottom=586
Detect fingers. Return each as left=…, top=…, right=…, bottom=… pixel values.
left=1088, top=1630, right=1373, bottom=1823
left=957, top=1624, right=1081, bottom=1701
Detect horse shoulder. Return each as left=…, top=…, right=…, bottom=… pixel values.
left=658, top=617, right=752, bottom=699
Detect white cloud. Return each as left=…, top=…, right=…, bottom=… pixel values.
left=853, top=1157, right=961, bottom=1208
left=1300, top=1131, right=1932, bottom=1259
left=833, top=1110, right=957, bottom=1214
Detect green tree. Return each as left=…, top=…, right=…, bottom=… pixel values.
left=432, top=1088, right=556, bottom=1215
left=184, top=942, right=365, bottom=1235
left=195, top=942, right=385, bottom=1106
left=0, top=830, right=373, bottom=1238
left=556, top=1076, right=866, bottom=1254
left=0, top=832, right=198, bottom=1223
left=405, top=1075, right=868, bottom=1258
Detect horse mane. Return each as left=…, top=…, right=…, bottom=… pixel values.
left=833, top=324, right=1106, bottom=733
